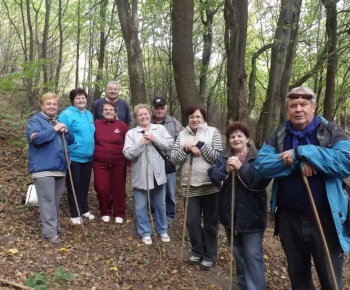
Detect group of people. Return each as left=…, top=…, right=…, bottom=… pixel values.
left=26, top=85, right=350, bottom=289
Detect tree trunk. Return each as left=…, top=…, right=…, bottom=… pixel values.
left=116, top=0, right=146, bottom=105
left=42, top=0, right=51, bottom=86
left=172, top=0, right=200, bottom=125
left=75, top=0, right=81, bottom=88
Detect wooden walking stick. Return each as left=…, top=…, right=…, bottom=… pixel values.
left=302, top=175, right=338, bottom=290
left=229, top=172, right=236, bottom=290
left=62, top=132, right=88, bottom=243
left=180, top=154, right=194, bottom=262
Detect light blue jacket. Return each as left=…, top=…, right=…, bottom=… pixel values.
left=59, top=106, right=95, bottom=163
left=254, top=117, right=350, bottom=253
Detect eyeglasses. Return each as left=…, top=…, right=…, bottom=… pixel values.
left=189, top=116, right=203, bottom=120
left=287, top=94, right=313, bottom=100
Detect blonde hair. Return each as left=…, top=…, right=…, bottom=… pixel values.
left=39, top=92, right=59, bottom=105
left=133, top=104, right=152, bottom=121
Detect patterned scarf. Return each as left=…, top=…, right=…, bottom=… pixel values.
left=41, top=112, right=58, bottom=126
left=285, top=116, right=320, bottom=148
left=235, top=146, right=249, bottom=163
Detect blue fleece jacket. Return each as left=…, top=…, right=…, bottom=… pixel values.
left=26, top=112, right=75, bottom=173
left=59, top=106, right=95, bottom=163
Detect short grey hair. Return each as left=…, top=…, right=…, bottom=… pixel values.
left=106, top=81, right=120, bottom=90
left=285, top=86, right=316, bottom=107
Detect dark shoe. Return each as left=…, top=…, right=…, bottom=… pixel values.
left=57, top=227, right=66, bottom=235
left=200, top=260, right=213, bottom=271
left=45, top=235, right=62, bottom=246
left=233, top=284, right=246, bottom=290
left=188, top=255, right=201, bottom=265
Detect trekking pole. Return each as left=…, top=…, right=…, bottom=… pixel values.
left=62, top=132, right=88, bottom=243
left=229, top=171, right=235, bottom=290
left=180, top=154, right=193, bottom=262
left=302, top=175, right=338, bottom=290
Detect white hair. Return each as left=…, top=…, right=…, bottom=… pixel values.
left=285, top=86, right=316, bottom=107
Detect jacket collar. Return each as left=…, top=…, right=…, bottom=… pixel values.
left=185, top=122, right=208, bottom=135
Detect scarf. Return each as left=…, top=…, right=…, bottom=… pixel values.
left=41, top=112, right=58, bottom=126
left=235, top=146, right=249, bottom=163
left=285, top=116, right=320, bottom=148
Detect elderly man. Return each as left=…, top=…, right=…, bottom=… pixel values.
left=91, top=81, right=132, bottom=125
left=151, top=96, right=183, bottom=224
left=255, top=86, right=350, bottom=289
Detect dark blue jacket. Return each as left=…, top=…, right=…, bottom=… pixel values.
left=26, top=112, right=75, bottom=173
left=208, top=145, right=270, bottom=233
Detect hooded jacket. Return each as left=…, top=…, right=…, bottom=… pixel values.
left=58, top=106, right=95, bottom=163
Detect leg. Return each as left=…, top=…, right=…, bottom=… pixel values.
left=232, top=233, right=246, bottom=287
left=80, top=161, right=92, bottom=214
left=150, top=183, right=167, bottom=234
left=201, top=192, right=219, bottom=262
left=111, top=160, right=127, bottom=218
left=241, top=231, right=266, bottom=290
left=133, top=188, right=152, bottom=237
left=278, top=210, right=315, bottom=290
left=66, top=161, right=83, bottom=218
left=93, top=163, right=112, bottom=216
left=54, top=176, right=65, bottom=230
left=185, top=196, right=204, bottom=259
left=165, top=172, right=176, bottom=221
left=34, top=177, right=59, bottom=238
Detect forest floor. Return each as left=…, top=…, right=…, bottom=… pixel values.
left=0, top=117, right=350, bottom=290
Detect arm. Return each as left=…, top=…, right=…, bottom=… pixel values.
left=125, top=102, right=132, bottom=126
left=64, top=130, right=75, bottom=145
left=198, top=128, right=223, bottom=164
left=153, top=126, right=174, bottom=151
left=173, top=118, right=182, bottom=139
left=122, top=131, right=146, bottom=160
left=26, top=117, right=58, bottom=145
left=91, top=101, right=98, bottom=121
left=208, top=154, right=230, bottom=189
left=171, top=137, right=188, bottom=166
left=238, top=160, right=271, bottom=191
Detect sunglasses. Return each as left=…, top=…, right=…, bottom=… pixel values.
left=288, top=94, right=314, bottom=100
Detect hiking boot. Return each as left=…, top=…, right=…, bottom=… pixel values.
left=82, top=212, right=95, bottom=220
left=200, top=260, right=213, bottom=271
left=102, top=216, right=110, bottom=222
left=160, top=233, right=170, bottom=243
left=142, top=236, right=152, bottom=245
left=188, top=255, right=201, bottom=265
left=115, top=217, right=123, bottom=224
left=45, top=235, right=62, bottom=246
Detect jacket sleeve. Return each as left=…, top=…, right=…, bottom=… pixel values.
left=200, top=128, right=223, bottom=164
left=171, top=136, right=188, bottom=166
left=238, top=160, right=271, bottom=191
left=174, top=118, right=182, bottom=139
left=207, top=154, right=230, bottom=189
left=26, top=117, right=57, bottom=145
left=122, top=130, right=145, bottom=160
left=64, top=131, right=75, bottom=145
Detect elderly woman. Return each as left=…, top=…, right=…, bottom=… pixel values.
left=26, top=92, right=74, bottom=246
left=59, top=88, right=95, bottom=225
left=93, top=102, right=128, bottom=223
left=171, top=105, right=223, bottom=271
left=208, top=122, right=270, bottom=290
left=123, top=104, right=173, bottom=245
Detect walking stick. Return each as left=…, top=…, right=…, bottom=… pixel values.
left=229, top=172, right=235, bottom=290
left=302, top=175, right=338, bottom=290
left=62, top=132, right=88, bottom=243
left=180, top=154, right=194, bottom=262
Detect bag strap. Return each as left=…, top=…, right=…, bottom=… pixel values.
left=151, top=142, right=167, bottom=161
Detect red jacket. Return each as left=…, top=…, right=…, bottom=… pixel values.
left=93, top=119, right=128, bottom=165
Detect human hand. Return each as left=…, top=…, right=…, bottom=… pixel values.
left=54, top=122, right=68, bottom=133
left=143, top=131, right=157, bottom=142
left=278, top=149, right=294, bottom=166
left=227, top=156, right=242, bottom=171
left=191, top=146, right=201, bottom=157
left=139, top=137, right=150, bottom=145
left=301, top=162, right=317, bottom=176
left=184, top=141, right=198, bottom=151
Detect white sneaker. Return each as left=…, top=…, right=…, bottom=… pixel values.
left=142, top=236, right=152, bottom=245
left=71, top=217, right=82, bottom=225
left=102, top=216, right=110, bottom=222
left=160, top=233, right=170, bottom=243
left=115, top=217, right=123, bottom=224
left=82, top=212, right=95, bottom=220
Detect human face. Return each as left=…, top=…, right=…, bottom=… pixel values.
left=229, top=130, right=249, bottom=153
left=73, top=94, right=87, bottom=111
left=102, top=104, right=116, bottom=121
left=153, top=105, right=167, bottom=121
left=40, top=98, right=58, bottom=117
left=286, top=91, right=316, bottom=130
left=136, top=108, right=151, bottom=128
left=105, top=83, right=119, bottom=102
left=188, top=109, right=205, bottom=132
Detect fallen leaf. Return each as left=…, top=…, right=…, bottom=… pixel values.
left=8, top=249, right=18, bottom=254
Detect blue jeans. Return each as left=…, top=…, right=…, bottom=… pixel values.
left=166, top=172, right=176, bottom=221
left=277, top=209, right=343, bottom=290
left=133, top=183, right=167, bottom=237
left=233, top=231, right=266, bottom=290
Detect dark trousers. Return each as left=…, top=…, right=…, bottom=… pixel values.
left=66, top=161, right=92, bottom=218
left=278, top=209, right=343, bottom=290
left=184, top=192, right=219, bottom=262
left=93, top=160, right=127, bottom=217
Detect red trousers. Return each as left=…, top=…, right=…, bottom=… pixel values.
left=93, top=160, right=127, bottom=218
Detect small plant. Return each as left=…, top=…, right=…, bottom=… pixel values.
left=52, top=266, right=74, bottom=289
left=25, top=272, right=48, bottom=290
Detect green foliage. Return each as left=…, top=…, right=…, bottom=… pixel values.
left=52, top=266, right=74, bottom=284
left=25, top=272, right=48, bottom=289
left=25, top=267, right=74, bottom=290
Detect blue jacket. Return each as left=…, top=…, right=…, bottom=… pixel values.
left=208, top=145, right=270, bottom=233
left=26, top=112, right=75, bottom=173
left=58, top=106, right=95, bottom=163
left=254, top=117, right=350, bottom=253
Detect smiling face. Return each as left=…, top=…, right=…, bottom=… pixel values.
left=153, top=105, right=167, bottom=121
left=188, top=109, right=205, bottom=132
left=102, top=103, right=116, bottom=121
left=73, top=94, right=87, bottom=111
left=136, top=107, right=151, bottom=128
left=105, top=83, right=119, bottom=102
left=229, top=130, right=249, bottom=153
left=40, top=98, right=58, bottom=117
left=286, top=90, right=316, bottom=131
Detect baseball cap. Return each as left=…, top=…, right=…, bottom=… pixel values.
left=152, top=96, right=166, bottom=107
